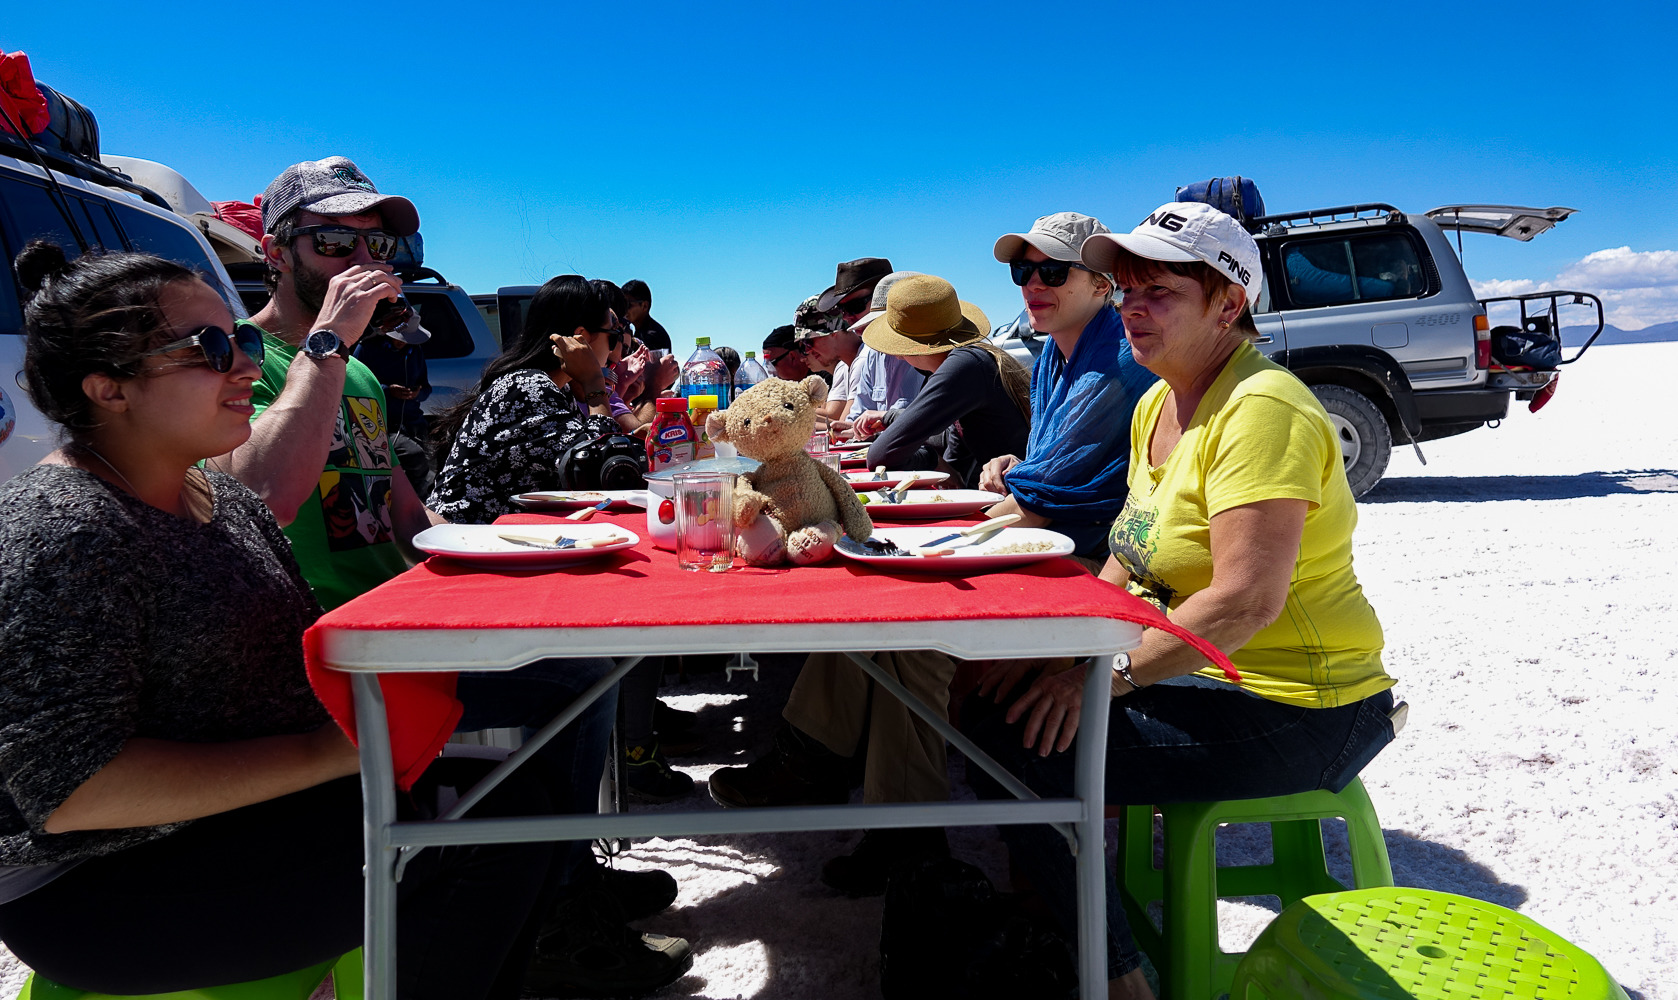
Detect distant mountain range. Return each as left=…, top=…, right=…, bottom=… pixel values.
left=1561, top=321, right=1678, bottom=347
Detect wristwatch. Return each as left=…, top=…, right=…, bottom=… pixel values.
left=302, top=328, right=351, bottom=361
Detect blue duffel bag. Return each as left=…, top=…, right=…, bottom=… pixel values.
left=1176, top=176, right=1266, bottom=227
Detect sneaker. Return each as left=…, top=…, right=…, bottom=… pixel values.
left=526, top=888, right=693, bottom=998
left=821, top=827, right=950, bottom=897
left=583, top=857, right=679, bottom=922
left=707, top=725, right=850, bottom=809
left=623, top=742, right=694, bottom=803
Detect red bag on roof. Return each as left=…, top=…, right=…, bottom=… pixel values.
left=213, top=199, right=265, bottom=242
left=0, top=51, right=50, bottom=135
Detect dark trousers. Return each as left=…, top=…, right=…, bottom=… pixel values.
left=0, top=761, right=563, bottom=1000
left=962, top=677, right=1395, bottom=979
left=455, top=657, right=618, bottom=883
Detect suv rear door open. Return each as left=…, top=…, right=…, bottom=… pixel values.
left=1424, top=205, right=1576, bottom=241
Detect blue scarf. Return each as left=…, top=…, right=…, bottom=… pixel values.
left=1006, top=305, right=1157, bottom=552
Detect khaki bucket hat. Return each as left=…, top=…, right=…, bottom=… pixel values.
left=859, top=275, right=991, bottom=357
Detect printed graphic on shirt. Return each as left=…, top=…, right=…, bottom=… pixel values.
left=1108, top=495, right=1176, bottom=610
left=319, top=396, right=395, bottom=552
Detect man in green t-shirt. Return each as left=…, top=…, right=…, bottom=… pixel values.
left=209, top=156, right=693, bottom=994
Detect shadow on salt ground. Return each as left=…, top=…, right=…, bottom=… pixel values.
left=1362, top=470, right=1678, bottom=503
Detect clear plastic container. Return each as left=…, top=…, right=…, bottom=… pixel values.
left=681, top=337, right=730, bottom=409
left=736, top=350, right=770, bottom=396
left=688, top=394, right=719, bottom=461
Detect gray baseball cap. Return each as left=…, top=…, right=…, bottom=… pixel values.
left=992, top=211, right=1110, bottom=263
left=260, top=156, right=420, bottom=236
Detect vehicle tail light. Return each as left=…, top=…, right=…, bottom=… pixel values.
left=1473, top=314, right=1491, bottom=369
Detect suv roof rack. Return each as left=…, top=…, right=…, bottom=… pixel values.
left=1249, top=203, right=1403, bottom=234
left=0, top=128, right=173, bottom=213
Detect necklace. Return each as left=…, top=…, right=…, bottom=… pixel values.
left=75, top=443, right=206, bottom=520
left=76, top=442, right=143, bottom=498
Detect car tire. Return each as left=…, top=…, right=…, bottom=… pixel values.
left=1311, top=385, right=1392, bottom=499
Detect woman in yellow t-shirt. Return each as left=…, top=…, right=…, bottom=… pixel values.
left=963, top=202, right=1398, bottom=999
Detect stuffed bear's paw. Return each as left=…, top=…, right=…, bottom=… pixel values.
left=736, top=513, right=789, bottom=566
left=734, top=493, right=766, bottom=526
left=785, top=521, right=840, bottom=565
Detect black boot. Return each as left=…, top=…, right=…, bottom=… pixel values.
left=821, top=826, right=950, bottom=897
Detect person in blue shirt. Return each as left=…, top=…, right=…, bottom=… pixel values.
left=981, top=212, right=1158, bottom=563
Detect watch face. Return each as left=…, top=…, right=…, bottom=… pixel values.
left=306, top=330, right=343, bottom=358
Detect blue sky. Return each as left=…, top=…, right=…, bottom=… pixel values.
left=8, top=1, right=1677, bottom=356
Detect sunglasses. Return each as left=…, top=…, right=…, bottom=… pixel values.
left=135, top=324, right=265, bottom=372
left=838, top=295, right=873, bottom=317
left=292, top=225, right=400, bottom=262
left=1009, top=259, right=1094, bottom=288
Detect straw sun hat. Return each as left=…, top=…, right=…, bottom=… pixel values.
left=859, top=275, right=990, bottom=357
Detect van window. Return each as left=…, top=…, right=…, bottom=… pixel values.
left=73, top=196, right=124, bottom=250
left=0, top=176, right=88, bottom=259
left=1281, top=233, right=1427, bottom=308
left=110, top=203, right=217, bottom=274
left=411, top=292, right=475, bottom=360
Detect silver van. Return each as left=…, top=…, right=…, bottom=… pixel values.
left=995, top=202, right=1602, bottom=496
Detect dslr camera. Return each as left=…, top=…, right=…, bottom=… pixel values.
left=556, top=433, right=648, bottom=490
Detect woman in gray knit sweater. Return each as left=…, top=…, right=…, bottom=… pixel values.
left=0, top=245, right=562, bottom=999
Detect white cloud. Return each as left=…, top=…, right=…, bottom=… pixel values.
left=1473, top=247, right=1678, bottom=330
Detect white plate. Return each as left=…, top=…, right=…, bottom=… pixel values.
left=835, top=526, right=1076, bottom=574
left=413, top=523, right=640, bottom=569
left=829, top=440, right=871, bottom=452
left=512, top=489, right=649, bottom=511
left=856, top=489, right=1006, bottom=520
left=843, top=470, right=951, bottom=490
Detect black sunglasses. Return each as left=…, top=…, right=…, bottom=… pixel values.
left=1009, top=259, right=1094, bottom=288
left=837, top=295, right=872, bottom=316
left=135, top=324, right=265, bottom=372
left=292, top=225, right=400, bottom=262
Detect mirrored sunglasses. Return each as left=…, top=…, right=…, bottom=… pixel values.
left=292, top=225, right=399, bottom=262
left=1009, top=259, right=1093, bottom=288
left=135, top=324, right=265, bottom=373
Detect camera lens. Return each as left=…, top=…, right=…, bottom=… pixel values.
left=599, top=453, right=646, bottom=490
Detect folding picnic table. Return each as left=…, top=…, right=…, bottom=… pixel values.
left=303, top=510, right=1224, bottom=1000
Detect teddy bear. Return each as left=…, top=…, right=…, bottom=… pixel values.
left=705, top=376, right=873, bottom=566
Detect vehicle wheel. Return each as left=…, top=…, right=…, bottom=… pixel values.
left=1311, top=385, right=1392, bottom=499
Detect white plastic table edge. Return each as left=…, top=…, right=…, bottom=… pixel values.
left=319, top=616, right=1144, bottom=671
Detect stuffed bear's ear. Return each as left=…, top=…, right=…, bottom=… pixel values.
left=802, top=375, right=829, bottom=407
left=705, top=410, right=730, bottom=443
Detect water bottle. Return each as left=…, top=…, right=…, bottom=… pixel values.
left=736, top=351, right=770, bottom=397
left=682, top=337, right=729, bottom=409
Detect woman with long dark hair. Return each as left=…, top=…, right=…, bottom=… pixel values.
left=427, top=274, right=620, bottom=524
left=0, top=244, right=565, bottom=999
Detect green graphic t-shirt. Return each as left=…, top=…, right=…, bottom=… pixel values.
left=244, top=322, right=408, bottom=610
left=1109, top=342, right=1391, bottom=708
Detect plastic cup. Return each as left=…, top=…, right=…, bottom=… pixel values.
left=673, top=472, right=736, bottom=572
left=805, top=430, right=829, bottom=456
left=815, top=452, right=842, bottom=474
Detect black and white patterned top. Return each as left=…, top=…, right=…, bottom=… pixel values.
left=427, top=369, right=620, bottom=524
left=0, top=465, right=326, bottom=870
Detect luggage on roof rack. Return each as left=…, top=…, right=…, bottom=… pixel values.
left=34, top=82, right=100, bottom=161
left=1176, top=176, right=1266, bottom=230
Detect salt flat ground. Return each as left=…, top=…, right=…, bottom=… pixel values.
left=3, top=342, right=1673, bottom=999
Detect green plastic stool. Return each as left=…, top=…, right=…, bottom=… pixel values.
left=1119, top=776, right=1394, bottom=1000
left=19, top=949, right=363, bottom=1000
left=1230, top=888, right=1629, bottom=1000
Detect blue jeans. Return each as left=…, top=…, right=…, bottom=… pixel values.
left=962, top=675, right=1395, bottom=979
left=455, top=656, right=619, bottom=884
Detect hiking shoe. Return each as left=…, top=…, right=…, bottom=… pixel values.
left=583, top=857, right=679, bottom=922
left=623, top=743, right=694, bottom=803
left=527, top=888, right=693, bottom=998
left=707, top=725, right=850, bottom=809
left=821, top=827, right=950, bottom=897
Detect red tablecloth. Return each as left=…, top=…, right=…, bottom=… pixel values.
left=305, top=511, right=1233, bottom=788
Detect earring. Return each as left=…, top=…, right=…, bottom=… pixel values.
left=1219, top=320, right=1231, bottom=331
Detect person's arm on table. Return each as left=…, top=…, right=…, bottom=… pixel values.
left=389, top=461, right=447, bottom=562
left=1007, top=497, right=1309, bottom=755
left=977, top=454, right=1052, bottom=526
left=44, top=725, right=361, bottom=832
